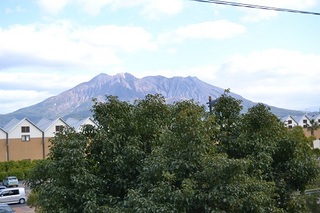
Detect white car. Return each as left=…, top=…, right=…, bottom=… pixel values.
left=0, top=187, right=26, bottom=204
left=2, top=176, right=18, bottom=187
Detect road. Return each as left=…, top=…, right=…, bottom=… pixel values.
left=11, top=203, right=35, bottom=213
left=0, top=181, right=35, bottom=212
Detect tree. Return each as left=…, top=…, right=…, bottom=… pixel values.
left=211, top=89, right=243, bottom=156
left=27, top=128, right=101, bottom=213
left=307, top=118, right=319, bottom=136
left=26, top=93, right=320, bottom=213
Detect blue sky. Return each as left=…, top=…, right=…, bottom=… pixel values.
left=1, top=0, right=320, bottom=114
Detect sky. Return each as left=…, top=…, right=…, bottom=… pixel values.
left=1, top=0, right=320, bottom=114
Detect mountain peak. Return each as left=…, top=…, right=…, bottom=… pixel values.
left=0, top=72, right=305, bottom=127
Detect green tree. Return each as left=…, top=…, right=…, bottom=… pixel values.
left=26, top=94, right=319, bottom=213
left=27, top=128, right=101, bottom=213
left=211, top=89, right=243, bottom=156
left=307, top=118, right=319, bottom=136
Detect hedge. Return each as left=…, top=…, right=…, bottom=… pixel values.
left=0, top=159, right=41, bottom=181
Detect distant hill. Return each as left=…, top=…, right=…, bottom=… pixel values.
left=0, top=73, right=304, bottom=127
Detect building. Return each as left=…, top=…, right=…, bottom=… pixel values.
left=37, top=118, right=69, bottom=158
left=0, top=127, right=8, bottom=162
left=281, top=115, right=298, bottom=129
left=0, top=117, right=95, bottom=162
left=282, top=113, right=320, bottom=147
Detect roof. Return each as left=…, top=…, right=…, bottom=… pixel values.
left=2, top=117, right=42, bottom=133
left=36, top=118, right=53, bottom=131
left=66, top=117, right=96, bottom=131
left=292, top=114, right=310, bottom=124
left=0, top=127, right=7, bottom=134
left=281, top=115, right=298, bottom=124
left=37, top=117, right=68, bottom=132
left=2, top=118, right=20, bottom=132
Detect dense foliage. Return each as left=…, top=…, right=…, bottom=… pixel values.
left=0, top=160, right=38, bottom=180
left=27, top=93, right=320, bottom=212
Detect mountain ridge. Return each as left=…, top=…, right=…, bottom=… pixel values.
left=0, top=72, right=305, bottom=127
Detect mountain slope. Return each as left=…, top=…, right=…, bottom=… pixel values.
left=0, top=73, right=303, bottom=126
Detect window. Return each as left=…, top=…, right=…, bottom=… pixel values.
left=288, top=125, right=293, bottom=129
left=303, top=125, right=307, bottom=128
left=21, top=135, right=30, bottom=142
left=10, top=189, right=19, bottom=195
left=303, top=119, right=307, bottom=124
left=55, top=125, right=64, bottom=132
left=288, top=120, right=292, bottom=124
left=21, top=126, right=30, bottom=133
left=0, top=191, right=10, bottom=196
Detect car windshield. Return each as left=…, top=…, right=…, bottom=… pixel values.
left=8, top=177, right=16, bottom=180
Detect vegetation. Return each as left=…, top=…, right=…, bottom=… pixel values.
left=307, top=119, right=320, bottom=136
left=26, top=92, right=320, bottom=212
left=0, top=160, right=38, bottom=180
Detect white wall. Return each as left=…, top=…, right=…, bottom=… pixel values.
left=44, top=119, right=67, bottom=137
left=313, top=139, right=320, bottom=149
left=9, top=119, right=42, bottom=139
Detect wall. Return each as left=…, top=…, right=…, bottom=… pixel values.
left=8, top=137, right=43, bottom=161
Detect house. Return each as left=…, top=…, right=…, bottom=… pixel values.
left=282, top=113, right=320, bottom=148
left=65, top=117, right=96, bottom=132
left=0, top=117, right=96, bottom=162
left=312, top=114, right=320, bottom=124
left=2, top=118, right=43, bottom=161
left=37, top=118, right=69, bottom=158
left=293, top=114, right=311, bottom=128
left=0, top=127, right=8, bottom=161
left=281, top=115, right=298, bottom=129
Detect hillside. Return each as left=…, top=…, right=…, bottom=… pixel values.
left=0, top=73, right=304, bottom=126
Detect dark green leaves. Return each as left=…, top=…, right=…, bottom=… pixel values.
left=26, top=93, right=319, bottom=212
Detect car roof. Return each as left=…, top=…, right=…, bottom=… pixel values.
left=0, top=203, right=10, bottom=206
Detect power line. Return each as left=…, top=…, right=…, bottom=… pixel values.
left=190, top=0, right=320, bottom=16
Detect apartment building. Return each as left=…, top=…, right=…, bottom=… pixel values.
left=282, top=113, right=320, bottom=139
left=1, top=113, right=320, bottom=162
left=0, top=117, right=95, bottom=162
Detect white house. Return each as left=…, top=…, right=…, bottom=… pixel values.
left=37, top=118, right=70, bottom=157
left=0, top=127, right=8, bottom=161
left=65, top=117, right=96, bottom=132
left=293, top=114, right=310, bottom=128
left=2, top=118, right=44, bottom=161
left=281, top=115, right=298, bottom=129
left=37, top=118, right=69, bottom=138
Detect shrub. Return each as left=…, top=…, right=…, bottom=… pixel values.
left=0, top=172, right=7, bottom=181
left=4, top=161, right=19, bottom=171
left=0, top=162, right=5, bottom=171
left=7, top=168, right=24, bottom=180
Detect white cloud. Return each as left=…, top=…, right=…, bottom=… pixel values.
left=141, top=0, right=183, bottom=19
left=0, top=89, right=52, bottom=114
left=73, top=25, right=156, bottom=52
left=214, top=49, right=320, bottom=110
left=37, top=0, right=184, bottom=17
left=37, top=0, right=70, bottom=14
left=0, top=21, right=156, bottom=71
left=0, top=71, right=95, bottom=114
left=0, top=72, right=90, bottom=91
left=158, top=20, right=246, bottom=44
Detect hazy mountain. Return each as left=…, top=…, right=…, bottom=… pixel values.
left=0, top=73, right=304, bottom=127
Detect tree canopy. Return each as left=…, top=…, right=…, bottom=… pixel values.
left=27, top=93, right=320, bottom=213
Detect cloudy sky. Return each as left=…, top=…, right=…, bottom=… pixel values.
left=1, top=0, right=320, bottom=114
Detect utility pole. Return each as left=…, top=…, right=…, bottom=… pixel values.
left=207, top=96, right=212, bottom=113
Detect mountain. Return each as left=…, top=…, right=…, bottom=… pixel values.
left=0, top=73, right=304, bottom=127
